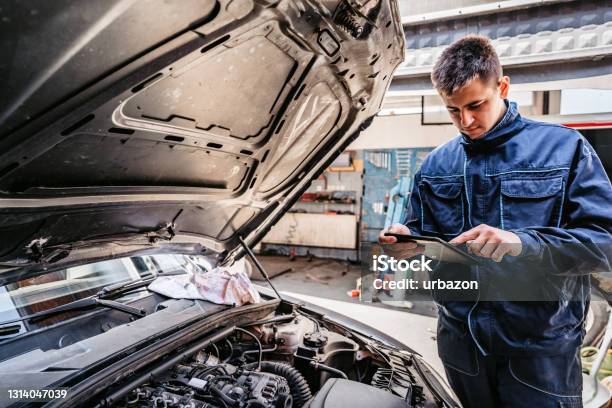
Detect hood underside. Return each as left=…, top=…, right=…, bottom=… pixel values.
left=0, top=0, right=404, bottom=282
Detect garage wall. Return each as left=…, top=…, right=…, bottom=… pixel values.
left=349, top=114, right=457, bottom=150
left=263, top=213, right=357, bottom=249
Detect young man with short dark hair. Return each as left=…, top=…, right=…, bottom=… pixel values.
left=379, top=35, right=612, bottom=407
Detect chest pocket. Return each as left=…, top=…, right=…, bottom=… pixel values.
left=420, top=179, right=465, bottom=235
left=500, top=176, right=565, bottom=230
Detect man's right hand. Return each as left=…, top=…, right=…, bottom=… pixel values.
left=378, top=224, right=424, bottom=259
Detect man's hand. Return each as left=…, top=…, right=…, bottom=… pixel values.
left=449, top=224, right=522, bottom=262
left=378, top=224, right=423, bottom=259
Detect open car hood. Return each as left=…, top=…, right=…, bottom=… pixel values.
left=0, top=0, right=404, bottom=282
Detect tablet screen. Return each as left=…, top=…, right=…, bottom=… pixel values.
left=384, top=233, right=482, bottom=266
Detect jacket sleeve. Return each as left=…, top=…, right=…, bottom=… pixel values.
left=402, top=171, right=425, bottom=236
left=512, top=137, right=612, bottom=276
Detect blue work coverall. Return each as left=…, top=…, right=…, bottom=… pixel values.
left=404, top=101, right=612, bottom=407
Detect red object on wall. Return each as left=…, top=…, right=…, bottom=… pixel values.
left=300, top=193, right=317, bottom=202
left=562, top=122, right=612, bottom=129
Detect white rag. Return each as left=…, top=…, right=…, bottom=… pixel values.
left=148, top=257, right=261, bottom=306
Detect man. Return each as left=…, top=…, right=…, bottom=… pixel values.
left=379, top=35, right=612, bottom=407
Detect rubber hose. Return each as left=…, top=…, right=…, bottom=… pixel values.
left=210, top=385, right=237, bottom=406
left=307, top=360, right=348, bottom=380
left=247, top=361, right=312, bottom=407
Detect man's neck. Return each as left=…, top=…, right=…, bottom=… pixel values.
left=494, top=99, right=508, bottom=126
left=476, top=99, right=508, bottom=139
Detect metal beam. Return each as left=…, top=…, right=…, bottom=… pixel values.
left=396, top=23, right=612, bottom=78
left=401, top=0, right=574, bottom=26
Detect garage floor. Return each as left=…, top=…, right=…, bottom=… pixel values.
left=254, top=255, right=361, bottom=301
left=255, top=255, right=445, bottom=376
left=255, top=255, right=437, bottom=315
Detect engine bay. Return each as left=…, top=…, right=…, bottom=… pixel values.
left=107, top=313, right=435, bottom=408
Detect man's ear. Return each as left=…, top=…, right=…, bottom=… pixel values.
left=499, top=76, right=510, bottom=99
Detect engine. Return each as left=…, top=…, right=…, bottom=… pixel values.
left=123, top=359, right=294, bottom=408
left=109, top=313, right=432, bottom=408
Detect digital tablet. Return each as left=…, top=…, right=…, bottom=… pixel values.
left=383, top=232, right=483, bottom=266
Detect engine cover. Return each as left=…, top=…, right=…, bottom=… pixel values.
left=305, top=378, right=407, bottom=408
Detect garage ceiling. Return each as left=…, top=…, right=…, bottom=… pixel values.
left=393, top=0, right=612, bottom=90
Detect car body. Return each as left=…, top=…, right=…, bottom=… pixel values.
left=0, top=254, right=458, bottom=407
left=0, top=1, right=460, bottom=407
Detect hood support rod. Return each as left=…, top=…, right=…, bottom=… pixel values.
left=238, top=236, right=282, bottom=301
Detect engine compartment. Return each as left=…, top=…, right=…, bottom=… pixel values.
left=108, top=313, right=433, bottom=408
left=125, top=360, right=295, bottom=408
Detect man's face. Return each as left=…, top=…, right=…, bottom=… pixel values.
left=439, top=76, right=510, bottom=140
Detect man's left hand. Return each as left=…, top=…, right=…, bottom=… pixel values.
left=449, top=224, right=522, bottom=262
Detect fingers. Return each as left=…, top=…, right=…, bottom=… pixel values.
left=452, top=224, right=521, bottom=261
left=388, top=224, right=410, bottom=234
left=466, top=239, right=486, bottom=255
left=381, top=242, right=423, bottom=259
left=491, top=244, right=511, bottom=262
left=378, top=232, right=397, bottom=244
left=380, top=224, right=418, bottom=257
left=466, top=238, right=502, bottom=259
left=378, top=224, right=411, bottom=244
left=449, top=226, right=482, bottom=245
left=448, top=233, right=472, bottom=245
left=381, top=223, right=521, bottom=263
left=508, top=241, right=523, bottom=257
left=476, top=240, right=501, bottom=258
left=450, top=225, right=487, bottom=253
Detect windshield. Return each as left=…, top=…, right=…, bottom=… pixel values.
left=0, top=258, right=142, bottom=337
left=0, top=254, right=215, bottom=341
left=0, top=254, right=213, bottom=339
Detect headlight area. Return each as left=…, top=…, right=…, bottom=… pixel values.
left=54, top=310, right=452, bottom=408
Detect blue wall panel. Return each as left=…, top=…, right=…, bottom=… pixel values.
left=361, top=148, right=432, bottom=242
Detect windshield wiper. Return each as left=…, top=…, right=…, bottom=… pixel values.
left=95, top=267, right=189, bottom=298
left=4, top=297, right=147, bottom=327
left=96, top=276, right=156, bottom=298
left=0, top=261, right=196, bottom=333
left=0, top=278, right=152, bottom=329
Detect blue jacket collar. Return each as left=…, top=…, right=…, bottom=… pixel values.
left=460, top=100, right=523, bottom=153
